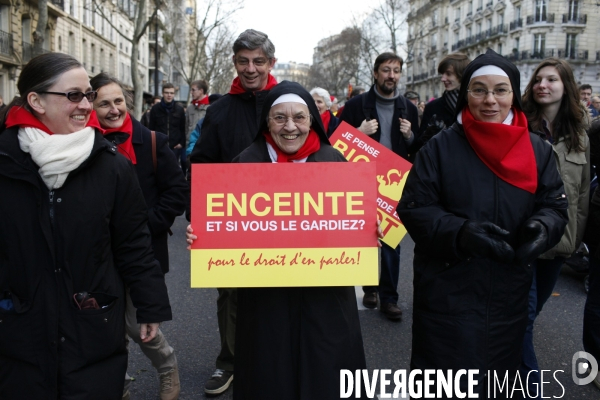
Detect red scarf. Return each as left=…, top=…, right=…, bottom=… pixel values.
left=462, top=106, right=537, bottom=194
left=192, top=96, right=209, bottom=108
left=229, top=74, right=278, bottom=95
left=263, top=129, right=321, bottom=162
left=101, top=113, right=136, bottom=164
left=5, top=106, right=103, bottom=134
left=320, top=110, right=331, bottom=133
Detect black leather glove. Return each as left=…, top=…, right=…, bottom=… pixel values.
left=515, top=220, right=548, bottom=266
left=457, top=220, right=515, bottom=264
left=422, top=114, right=446, bottom=142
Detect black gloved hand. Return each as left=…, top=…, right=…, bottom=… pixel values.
left=457, top=220, right=515, bottom=264
left=421, top=114, right=446, bottom=142
left=515, top=220, right=548, bottom=266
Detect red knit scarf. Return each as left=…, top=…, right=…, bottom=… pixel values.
left=263, top=129, right=321, bottom=162
left=5, top=106, right=103, bottom=134
left=229, top=74, right=278, bottom=95
left=192, top=96, right=209, bottom=108
left=320, top=110, right=331, bottom=133
left=101, top=113, right=136, bottom=164
left=462, top=106, right=537, bottom=194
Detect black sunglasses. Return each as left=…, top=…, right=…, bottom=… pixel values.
left=39, top=90, right=98, bottom=102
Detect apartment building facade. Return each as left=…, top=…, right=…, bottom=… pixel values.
left=406, top=0, right=599, bottom=100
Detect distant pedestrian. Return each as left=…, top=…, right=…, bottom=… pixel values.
left=580, top=84, right=599, bottom=118
left=415, top=53, right=470, bottom=153
left=142, top=96, right=161, bottom=128
left=310, top=87, right=339, bottom=137
left=186, top=94, right=222, bottom=158
left=185, top=80, right=209, bottom=151
left=149, top=84, right=186, bottom=173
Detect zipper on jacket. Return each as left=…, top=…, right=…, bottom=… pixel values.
left=49, top=190, right=55, bottom=230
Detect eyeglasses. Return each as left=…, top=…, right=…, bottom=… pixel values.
left=268, top=114, right=311, bottom=126
left=235, top=57, right=269, bottom=67
left=467, top=88, right=513, bottom=99
left=39, top=90, right=98, bottom=102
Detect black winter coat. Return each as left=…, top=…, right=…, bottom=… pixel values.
left=0, top=127, right=172, bottom=399
left=398, top=124, right=567, bottom=395
left=148, top=101, right=186, bottom=149
left=340, top=85, right=420, bottom=161
left=324, top=109, right=340, bottom=138
left=190, top=90, right=271, bottom=163
left=106, top=117, right=188, bottom=274
left=414, top=96, right=456, bottom=153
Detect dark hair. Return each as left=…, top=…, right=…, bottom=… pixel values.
left=90, top=72, right=134, bottom=111
left=0, top=52, right=83, bottom=127
left=191, top=80, right=208, bottom=94
left=349, top=87, right=364, bottom=99
left=438, top=53, right=471, bottom=82
left=579, top=84, right=593, bottom=92
left=163, top=83, right=175, bottom=91
left=523, top=58, right=586, bottom=153
left=374, top=52, right=403, bottom=73
left=233, top=29, right=275, bottom=59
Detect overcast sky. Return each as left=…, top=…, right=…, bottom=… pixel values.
left=230, top=0, right=376, bottom=65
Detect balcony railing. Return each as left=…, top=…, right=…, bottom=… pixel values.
left=562, top=14, right=587, bottom=24
left=50, top=0, right=64, bottom=8
left=557, top=49, right=588, bottom=60
left=526, top=14, right=554, bottom=25
left=0, top=30, right=12, bottom=56
left=509, top=19, right=523, bottom=30
left=596, top=51, right=600, bottom=62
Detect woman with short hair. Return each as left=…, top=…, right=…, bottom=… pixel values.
left=310, top=86, right=340, bottom=137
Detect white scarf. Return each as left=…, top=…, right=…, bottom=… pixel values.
left=18, top=126, right=95, bottom=190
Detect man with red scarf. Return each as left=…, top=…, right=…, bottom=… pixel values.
left=185, top=80, right=209, bottom=151
left=188, top=28, right=277, bottom=396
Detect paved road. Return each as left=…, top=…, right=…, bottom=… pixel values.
left=126, top=216, right=600, bottom=399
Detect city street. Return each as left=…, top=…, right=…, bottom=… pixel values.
left=126, top=216, right=600, bottom=399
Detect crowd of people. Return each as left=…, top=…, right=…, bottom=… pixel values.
left=0, top=26, right=599, bottom=400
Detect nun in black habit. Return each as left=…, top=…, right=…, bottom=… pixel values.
left=231, top=81, right=369, bottom=400
left=398, top=50, right=568, bottom=397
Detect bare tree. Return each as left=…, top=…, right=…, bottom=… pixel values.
left=92, top=0, right=162, bottom=118
left=32, top=0, right=49, bottom=56
left=308, top=27, right=361, bottom=97
left=163, top=0, right=241, bottom=102
left=202, top=25, right=235, bottom=95
left=371, top=0, right=408, bottom=54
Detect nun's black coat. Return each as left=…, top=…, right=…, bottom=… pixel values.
left=398, top=50, right=568, bottom=396
left=231, top=81, right=367, bottom=400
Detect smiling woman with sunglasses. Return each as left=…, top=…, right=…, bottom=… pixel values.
left=0, top=52, right=172, bottom=399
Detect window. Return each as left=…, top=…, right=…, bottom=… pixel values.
left=432, top=9, right=438, bottom=26
left=0, top=5, right=9, bottom=32
left=455, top=7, right=461, bottom=22
left=82, top=38, right=88, bottom=68
left=514, top=37, right=520, bottom=52
left=499, top=13, right=504, bottom=25
left=533, top=33, right=545, bottom=55
left=58, top=36, right=62, bottom=51
left=468, top=1, right=473, bottom=15
left=476, top=22, right=482, bottom=35
left=486, top=18, right=492, bottom=31
left=498, top=43, right=503, bottom=55
left=43, top=27, right=50, bottom=51
left=91, top=43, right=96, bottom=72
left=68, top=32, right=75, bottom=54
left=566, top=33, right=577, bottom=58
left=515, top=6, right=521, bottom=20
left=22, top=18, right=31, bottom=44
left=568, top=0, right=579, bottom=21
left=535, top=0, right=547, bottom=22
